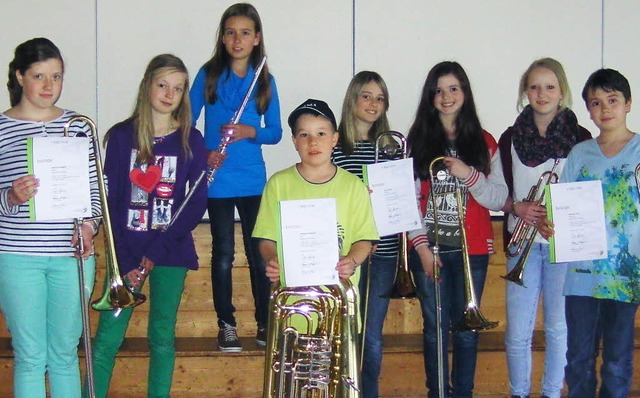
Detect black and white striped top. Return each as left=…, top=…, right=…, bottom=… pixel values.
left=0, top=110, right=100, bottom=256
left=331, top=141, right=399, bottom=257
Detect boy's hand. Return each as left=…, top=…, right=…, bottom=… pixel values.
left=265, top=257, right=281, bottom=283
left=337, top=256, right=357, bottom=279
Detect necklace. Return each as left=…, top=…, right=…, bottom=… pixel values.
left=154, top=123, right=176, bottom=144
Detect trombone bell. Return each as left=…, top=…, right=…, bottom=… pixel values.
left=64, top=115, right=146, bottom=313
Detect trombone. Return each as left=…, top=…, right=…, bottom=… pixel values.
left=427, top=156, right=498, bottom=398
left=64, top=116, right=146, bottom=398
left=374, top=131, right=417, bottom=299
left=428, top=156, right=498, bottom=332
left=501, top=159, right=559, bottom=287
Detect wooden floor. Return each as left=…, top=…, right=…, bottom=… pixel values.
left=0, top=221, right=639, bottom=397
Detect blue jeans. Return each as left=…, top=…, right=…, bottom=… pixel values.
left=409, top=246, right=489, bottom=398
left=505, top=243, right=567, bottom=398
left=565, top=295, right=638, bottom=398
left=0, top=253, right=95, bottom=398
left=208, top=196, right=270, bottom=329
left=360, top=254, right=397, bottom=398
left=87, top=266, right=187, bottom=398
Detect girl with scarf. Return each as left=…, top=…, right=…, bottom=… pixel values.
left=498, top=58, right=591, bottom=398
left=189, top=3, right=282, bottom=352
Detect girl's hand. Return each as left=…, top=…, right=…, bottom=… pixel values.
left=220, top=123, right=256, bottom=144
left=207, top=150, right=227, bottom=170
left=125, top=267, right=146, bottom=290
left=337, top=256, right=357, bottom=279
left=416, top=245, right=442, bottom=278
left=139, top=256, right=155, bottom=274
left=71, top=222, right=94, bottom=259
left=8, top=175, right=39, bottom=206
left=513, top=201, right=547, bottom=226
left=442, top=156, right=472, bottom=180
left=537, top=218, right=555, bottom=241
left=265, top=257, right=281, bottom=283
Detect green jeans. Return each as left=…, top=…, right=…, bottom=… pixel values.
left=84, top=266, right=187, bottom=398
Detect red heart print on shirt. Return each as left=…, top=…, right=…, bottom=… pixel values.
left=129, top=165, right=162, bottom=193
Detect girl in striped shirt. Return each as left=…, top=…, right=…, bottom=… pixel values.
left=0, top=38, right=99, bottom=398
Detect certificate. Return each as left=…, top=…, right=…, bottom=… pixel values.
left=546, top=180, right=608, bottom=263
left=363, top=158, right=422, bottom=236
left=27, top=136, right=91, bottom=221
left=279, top=198, right=339, bottom=287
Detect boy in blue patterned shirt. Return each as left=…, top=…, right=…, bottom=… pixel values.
left=542, top=68, right=639, bottom=397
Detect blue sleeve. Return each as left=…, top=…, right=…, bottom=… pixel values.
left=190, top=67, right=206, bottom=126
left=253, top=75, right=282, bottom=145
left=144, top=129, right=208, bottom=264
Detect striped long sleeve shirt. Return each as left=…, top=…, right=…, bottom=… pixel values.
left=331, top=141, right=399, bottom=257
left=0, top=110, right=100, bottom=256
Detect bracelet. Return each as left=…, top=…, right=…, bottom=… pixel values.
left=510, top=200, right=517, bottom=215
left=350, top=257, right=359, bottom=267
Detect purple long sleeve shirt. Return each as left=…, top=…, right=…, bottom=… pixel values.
left=103, top=120, right=207, bottom=275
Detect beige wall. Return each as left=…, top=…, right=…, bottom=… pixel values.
left=1, top=1, right=639, bottom=176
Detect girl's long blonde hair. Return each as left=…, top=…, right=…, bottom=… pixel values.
left=337, top=71, right=390, bottom=155
left=107, top=54, right=192, bottom=164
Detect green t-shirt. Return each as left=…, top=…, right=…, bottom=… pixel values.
left=253, top=165, right=379, bottom=288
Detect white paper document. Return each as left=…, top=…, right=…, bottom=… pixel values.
left=364, top=158, right=422, bottom=236
left=279, top=198, right=339, bottom=287
left=546, top=180, right=608, bottom=263
left=27, top=136, right=91, bottom=221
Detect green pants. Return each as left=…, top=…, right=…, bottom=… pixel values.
left=84, top=266, right=187, bottom=398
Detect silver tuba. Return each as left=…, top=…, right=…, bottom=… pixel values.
left=263, top=280, right=361, bottom=397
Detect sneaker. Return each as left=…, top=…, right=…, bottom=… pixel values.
left=218, top=322, right=242, bottom=352
left=256, top=327, right=267, bottom=347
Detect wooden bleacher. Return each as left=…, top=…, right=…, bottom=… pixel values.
left=0, top=221, right=639, bottom=397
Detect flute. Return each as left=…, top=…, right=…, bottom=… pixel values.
left=167, top=55, right=267, bottom=229
left=208, top=55, right=268, bottom=185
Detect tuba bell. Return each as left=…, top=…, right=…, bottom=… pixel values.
left=263, top=280, right=361, bottom=397
left=374, top=131, right=417, bottom=299
left=501, top=159, right=559, bottom=287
